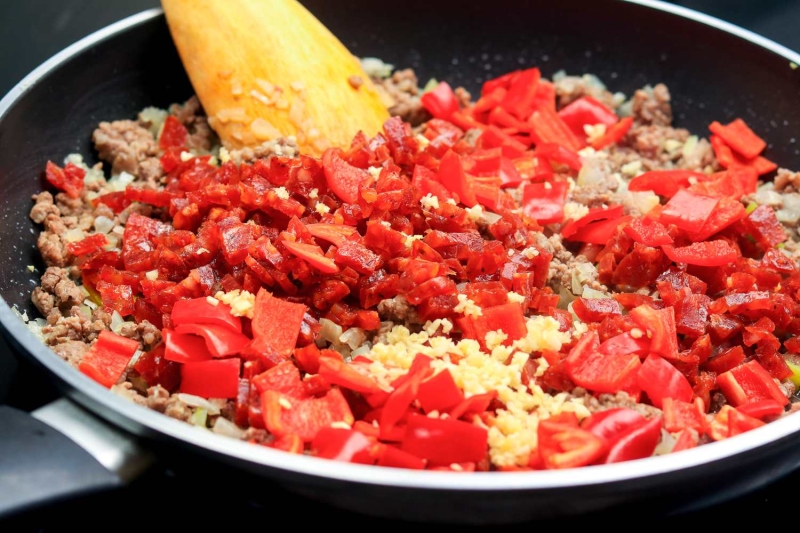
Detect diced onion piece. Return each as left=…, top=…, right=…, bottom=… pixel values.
left=339, top=327, right=366, bottom=350
left=176, top=393, right=222, bottom=415
left=212, top=417, right=246, bottom=438
left=94, top=216, right=115, bottom=234
left=319, top=318, right=343, bottom=345
left=64, top=228, right=85, bottom=243
left=110, top=311, right=125, bottom=334
left=190, top=407, right=208, bottom=427
left=581, top=287, right=607, bottom=299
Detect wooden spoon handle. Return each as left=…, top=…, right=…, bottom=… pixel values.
left=162, top=0, right=390, bottom=155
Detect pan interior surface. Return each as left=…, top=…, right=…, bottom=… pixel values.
left=2, top=0, right=800, bottom=522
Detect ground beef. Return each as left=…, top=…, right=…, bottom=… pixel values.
left=243, top=428, right=272, bottom=444
left=631, top=84, right=673, bottom=127
left=377, top=296, right=421, bottom=325
left=376, top=68, right=430, bottom=126
left=454, top=86, right=472, bottom=108
left=30, top=191, right=60, bottom=224
left=52, top=340, right=88, bottom=366
left=228, top=137, right=299, bottom=165
left=544, top=234, right=607, bottom=296
left=112, top=382, right=147, bottom=406
left=41, top=306, right=88, bottom=345
left=31, top=267, right=82, bottom=318
left=580, top=389, right=663, bottom=419
left=626, top=125, right=689, bottom=160
left=165, top=394, right=193, bottom=422
left=138, top=157, right=166, bottom=189
left=92, top=119, right=159, bottom=176
left=709, top=392, right=727, bottom=413
left=118, top=320, right=162, bottom=348
left=170, top=96, right=215, bottom=153
left=774, top=168, right=800, bottom=193
left=553, top=74, right=620, bottom=109
left=146, top=385, right=171, bottom=412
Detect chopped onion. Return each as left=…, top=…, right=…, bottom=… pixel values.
left=319, top=318, right=343, bottom=345
left=360, top=57, right=394, bottom=79
left=64, top=228, right=85, bottom=243
left=582, top=287, right=607, bottom=299
left=138, top=106, right=168, bottom=137
left=212, top=417, right=246, bottom=438
left=26, top=318, right=46, bottom=341
left=480, top=211, right=502, bottom=226
left=777, top=193, right=800, bottom=225
left=571, top=263, right=598, bottom=295
left=80, top=285, right=91, bottom=298
left=79, top=305, right=93, bottom=319
left=128, top=350, right=143, bottom=367
left=653, top=429, right=676, bottom=455
left=110, top=311, right=125, bottom=334
left=682, top=135, right=699, bottom=159
left=190, top=407, right=208, bottom=428
left=94, top=216, right=115, bottom=234
left=107, top=171, right=135, bottom=192
left=577, top=159, right=608, bottom=187
left=83, top=299, right=97, bottom=310
left=350, top=343, right=372, bottom=358
left=176, top=393, right=222, bottom=415
left=64, top=153, right=85, bottom=167
left=339, top=327, right=366, bottom=350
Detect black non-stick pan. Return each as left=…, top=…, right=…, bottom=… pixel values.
left=3, top=0, right=800, bottom=524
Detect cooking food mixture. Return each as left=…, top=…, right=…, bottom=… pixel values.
left=24, top=61, right=800, bottom=471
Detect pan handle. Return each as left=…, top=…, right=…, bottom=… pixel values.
left=0, top=398, right=153, bottom=517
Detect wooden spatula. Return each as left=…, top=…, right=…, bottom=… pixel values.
left=162, top=0, right=390, bottom=155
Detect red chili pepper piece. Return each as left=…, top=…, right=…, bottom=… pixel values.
left=717, top=360, right=789, bottom=407
left=159, top=115, right=188, bottom=150
left=180, top=357, right=241, bottom=398
left=662, top=240, right=739, bottom=267
left=322, top=148, right=370, bottom=204
left=538, top=418, right=606, bottom=469
left=78, top=330, right=140, bottom=388
left=709, top=118, right=766, bottom=160
left=401, top=413, right=488, bottom=465
left=420, top=81, right=460, bottom=119
left=521, top=181, right=569, bottom=224
left=171, top=297, right=242, bottom=333
left=637, top=354, right=693, bottom=408
left=45, top=161, right=86, bottom=199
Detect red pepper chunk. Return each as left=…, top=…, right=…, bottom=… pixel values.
left=262, top=388, right=354, bottom=442
left=420, top=81, right=460, bottom=119
left=629, top=305, right=679, bottom=360
left=582, top=408, right=644, bottom=442
left=67, top=234, right=107, bottom=257
left=637, top=354, right=693, bottom=408
left=417, top=370, right=464, bottom=413
left=251, top=360, right=307, bottom=399
left=663, top=397, right=706, bottom=433
left=568, top=216, right=631, bottom=245
left=572, top=298, right=622, bottom=323
left=557, top=96, right=618, bottom=139
left=133, top=343, right=181, bottom=392
left=318, top=357, right=383, bottom=395
left=710, top=135, right=777, bottom=176
left=499, top=67, right=541, bottom=120
left=628, top=170, right=707, bottom=199
left=687, top=196, right=747, bottom=242
left=561, top=205, right=624, bottom=238
left=522, top=181, right=569, bottom=224
left=163, top=329, right=214, bottom=363
left=448, top=391, right=497, bottom=421
left=737, top=399, right=785, bottom=420
left=529, top=107, right=584, bottom=152
left=401, top=414, right=488, bottom=465
left=604, top=416, right=662, bottom=464
left=78, top=330, right=140, bottom=388
left=282, top=240, right=339, bottom=274
left=45, top=161, right=86, bottom=199
left=322, top=148, right=370, bottom=204
left=590, top=117, right=633, bottom=150
left=171, top=297, right=242, bottom=333
left=534, top=143, right=582, bottom=171
left=740, top=205, right=787, bottom=249
left=159, top=115, right=188, bottom=150
left=660, top=189, right=719, bottom=233
left=564, top=331, right=641, bottom=394
left=598, top=332, right=650, bottom=357
left=717, top=360, right=789, bottom=407
left=312, top=428, right=374, bottom=464
left=709, top=118, right=766, bottom=160
left=673, top=429, right=698, bottom=452
left=180, top=358, right=240, bottom=399
left=250, top=289, right=307, bottom=360
left=437, top=150, right=477, bottom=207
left=460, top=302, right=527, bottom=348
left=662, top=240, right=738, bottom=267
left=174, top=324, right=250, bottom=357
left=623, top=217, right=673, bottom=246
left=374, top=444, right=426, bottom=470
left=538, top=419, right=606, bottom=469
left=305, top=223, right=358, bottom=247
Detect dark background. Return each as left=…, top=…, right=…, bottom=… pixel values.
left=2, top=0, right=800, bottom=530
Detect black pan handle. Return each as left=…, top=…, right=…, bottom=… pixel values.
left=0, top=399, right=153, bottom=517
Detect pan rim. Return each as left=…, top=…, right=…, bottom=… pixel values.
left=2, top=1, right=800, bottom=492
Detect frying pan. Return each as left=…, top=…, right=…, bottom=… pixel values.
left=2, top=0, right=800, bottom=524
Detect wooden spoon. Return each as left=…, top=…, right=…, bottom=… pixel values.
left=162, top=0, right=390, bottom=155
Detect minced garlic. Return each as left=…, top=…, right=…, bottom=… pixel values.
left=315, top=202, right=331, bottom=215
left=454, top=294, right=482, bottom=317
left=274, top=187, right=290, bottom=200
left=214, top=289, right=256, bottom=319
left=563, top=201, right=589, bottom=221
left=465, top=204, right=483, bottom=222
left=420, top=193, right=440, bottom=210
left=507, top=292, right=526, bottom=304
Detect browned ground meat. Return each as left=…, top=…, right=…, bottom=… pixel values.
left=52, top=340, right=88, bottom=366
left=118, top=320, right=162, bottom=348
left=30, top=191, right=60, bottom=224
left=375, top=68, right=430, bottom=126
left=775, top=168, right=800, bottom=193
left=553, top=74, right=619, bottom=109
left=228, top=137, right=299, bottom=165
left=631, top=84, right=673, bottom=126
left=32, top=267, right=82, bottom=318
left=377, top=295, right=421, bottom=325
left=543, top=234, right=608, bottom=296
left=92, top=119, right=159, bottom=176
left=579, top=389, right=663, bottom=419
left=170, top=96, right=214, bottom=153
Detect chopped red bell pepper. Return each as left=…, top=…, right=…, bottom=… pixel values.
left=567, top=215, right=631, bottom=245
left=672, top=429, right=698, bottom=452
left=262, top=388, right=354, bottom=441
left=460, top=302, right=527, bottom=348
left=322, top=148, right=370, bottom=204
left=637, top=354, right=693, bottom=408
left=499, top=67, right=541, bottom=120
left=448, top=390, right=497, bottom=420
left=582, top=408, right=644, bottom=442
left=572, top=298, right=622, bottom=323
left=437, top=150, right=477, bottom=207
left=180, top=357, right=240, bottom=398
left=78, top=330, right=140, bottom=388
left=250, top=289, right=308, bottom=363
left=717, top=360, right=789, bottom=407
left=171, top=297, right=242, bottom=333
left=312, top=428, right=374, bottom=464
left=374, top=444, right=426, bottom=469
left=710, top=135, right=777, bottom=176
left=381, top=368, right=429, bottom=437
left=688, top=196, right=747, bottom=241
left=529, top=107, right=584, bottom=151
left=174, top=324, right=250, bottom=357
left=45, top=161, right=85, bottom=199
left=521, top=181, right=569, bottom=224
left=736, top=399, right=785, bottom=420
left=663, top=397, right=706, bottom=433
left=604, top=416, right=662, bottom=463
left=598, top=332, right=650, bottom=357
left=132, top=343, right=181, bottom=391
left=561, top=205, right=624, bottom=238
left=739, top=205, right=787, bottom=249
left=282, top=240, right=340, bottom=274
left=709, top=118, right=766, bottom=160
left=558, top=96, right=618, bottom=139
left=704, top=345, right=746, bottom=375
left=318, top=357, right=383, bottom=395
left=708, top=405, right=766, bottom=441
left=420, top=81, right=460, bottom=119
left=476, top=125, right=528, bottom=158
left=628, top=170, right=707, bottom=199
left=401, top=413, right=488, bottom=465
left=662, top=240, right=739, bottom=267
left=163, top=328, right=214, bottom=363
left=251, top=360, right=307, bottom=398
left=538, top=418, right=606, bottom=469
left=564, top=331, right=641, bottom=394
left=629, top=305, right=679, bottom=360
left=305, top=223, right=359, bottom=247
left=590, top=117, right=633, bottom=150
left=534, top=142, right=582, bottom=171
left=159, top=115, right=188, bottom=150
left=417, top=370, right=464, bottom=413
left=67, top=234, right=108, bottom=257
left=623, top=217, right=673, bottom=246
left=660, top=189, right=719, bottom=233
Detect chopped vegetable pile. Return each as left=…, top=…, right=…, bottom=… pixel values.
left=29, top=63, right=800, bottom=472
